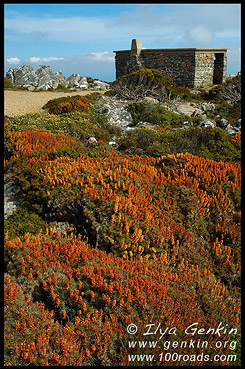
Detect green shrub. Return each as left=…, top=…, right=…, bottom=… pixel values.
left=119, top=126, right=241, bottom=162
left=6, top=111, right=122, bottom=145
left=118, top=68, right=176, bottom=89
left=4, top=208, right=49, bottom=240
left=221, top=73, right=241, bottom=105
left=4, top=78, right=13, bottom=89
left=111, top=69, right=223, bottom=103
left=111, top=68, right=176, bottom=100
left=165, top=85, right=207, bottom=102
left=206, top=101, right=241, bottom=126
left=127, top=101, right=189, bottom=128
left=84, top=92, right=101, bottom=105
left=42, top=95, right=90, bottom=114
left=199, top=85, right=224, bottom=101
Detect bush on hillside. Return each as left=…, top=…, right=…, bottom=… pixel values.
left=199, top=85, right=224, bottom=101
left=221, top=73, right=241, bottom=105
left=110, top=68, right=177, bottom=101
left=42, top=95, right=90, bottom=114
left=199, top=73, right=241, bottom=106
left=4, top=78, right=14, bottom=89
left=4, top=208, right=49, bottom=241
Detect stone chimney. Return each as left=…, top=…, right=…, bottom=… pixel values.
left=130, top=39, right=142, bottom=56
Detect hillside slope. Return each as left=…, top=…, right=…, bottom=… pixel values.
left=4, top=74, right=241, bottom=366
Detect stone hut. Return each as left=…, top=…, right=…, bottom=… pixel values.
left=114, top=39, right=229, bottom=87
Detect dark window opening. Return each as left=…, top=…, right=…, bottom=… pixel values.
left=213, top=53, right=224, bottom=84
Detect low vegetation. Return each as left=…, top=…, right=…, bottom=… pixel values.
left=4, top=71, right=241, bottom=366
left=110, top=68, right=177, bottom=100
left=4, top=77, right=14, bottom=89
left=127, top=101, right=201, bottom=128
left=42, top=95, right=90, bottom=114
left=119, top=126, right=241, bottom=162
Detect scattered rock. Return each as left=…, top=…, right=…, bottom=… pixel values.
left=142, top=96, right=159, bottom=104
left=95, top=95, right=239, bottom=135
left=6, top=65, right=108, bottom=91
left=174, top=101, right=203, bottom=116
left=183, top=121, right=192, bottom=126
left=92, top=80, right=110, bottom=90
left=218, top=118, right=229, bottom=129
left=4, top=176, right=21, bottom=218
left=27, top=86, right=36, bottom=92
left=108, top=141, right=119, bottom=149
left=190, top=89, right=201, bottom=95
left=194, top=102, right=216, bottom=112
left=136, top=121, right=157, bottom=129
left=225, top=124, right=240, bottom=135
left=51, top=222, right=76, bottom=235
left=94, top=96, right=133, bottom=131
left=88, top=137, right=98, bottom=145
left=108, top=106, right=133, bottom=131
left=196, top=113, right=207, bottom=119
left=67, top=74, right=89, bottom=89
left=199, top=119, right=216, bottom=128
left=236, top=119, right=241, bottom=129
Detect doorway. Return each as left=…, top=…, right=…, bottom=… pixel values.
left=213, top=53, right=224, bottom=84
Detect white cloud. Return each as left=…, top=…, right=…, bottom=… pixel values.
left=226, top=44, right=241, bottom=75
left=4, top=4, right=240, bottom=79
left=6, top=57, right=20, bottom=64
left=84, top=51, right=114, bottom=63
left=5, top=5, right=241, bottom=41
left=185, top=26, right=214, bottom=46
left=28, top=56, right=64, bottom=63
left=41, top=52, right=115, bottom=81
left=5, top=15, right=110, bottom=43
left=4, top=5, right=240, bottom=49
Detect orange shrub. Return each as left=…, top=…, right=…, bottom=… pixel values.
left=42, top=95, right=90, bottom=114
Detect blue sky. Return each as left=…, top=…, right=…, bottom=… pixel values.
left=4, top=3, right=241, bottom=82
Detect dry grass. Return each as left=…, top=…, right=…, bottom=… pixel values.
left=4, top=90, right=106, bottom=117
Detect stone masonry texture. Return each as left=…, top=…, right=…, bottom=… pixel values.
left=114, top=40, right=228, bottom=88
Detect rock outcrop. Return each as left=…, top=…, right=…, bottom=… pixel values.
left=94, top=95, right=133, bottom=131
left=6, top=65, right=110, bottom=91
left=4, top=175, right=21, bottom=218
left=94, top=95, right=241, bottom=135
left=66, top=74, right=89, bottom=89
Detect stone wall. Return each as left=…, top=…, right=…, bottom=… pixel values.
left=194, top=52, right=227, bottom=87
left=140, top=50, right=196, bottom=87
left=115, top=51, right=131, bottom=79
left=114, top=40, right=228, bottom=88
left=115, top=49, right=196, bottom=87
left=194, top=52, right=214, bottom=87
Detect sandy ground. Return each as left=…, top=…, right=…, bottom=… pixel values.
left=4, top=89, right=106, bottom=117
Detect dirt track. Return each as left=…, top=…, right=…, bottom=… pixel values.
left=4, top=89, right=106, bottom=117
